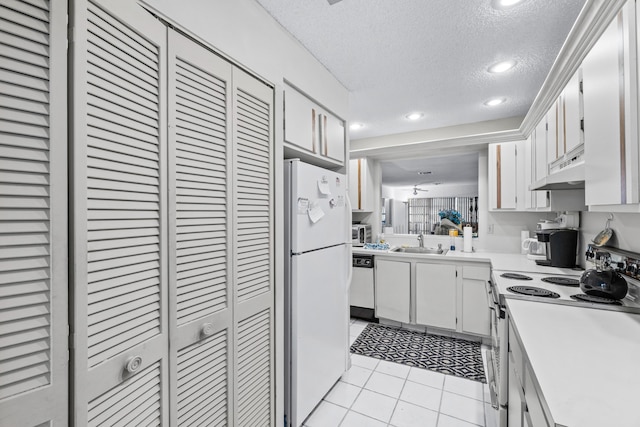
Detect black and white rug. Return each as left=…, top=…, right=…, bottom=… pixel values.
left=350, top=323, right=486, bottom=383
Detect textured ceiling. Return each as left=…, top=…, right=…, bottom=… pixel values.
left=254, top=0, right=586, bottom=140
left=381, top=152, right=479, bottom=188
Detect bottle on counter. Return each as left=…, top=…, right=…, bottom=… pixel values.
left=449, top=229, right=457, bottom=251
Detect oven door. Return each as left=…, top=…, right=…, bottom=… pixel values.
left=487, top=283, right=500, bottom=408
left=488, top=280, right=508, bottom=426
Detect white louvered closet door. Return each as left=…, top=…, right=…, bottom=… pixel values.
left=70, top=1, right=168, bottom=425
left=0, top=0, right=68, bottom=425
left=167, top=29, right=234, bottom=426
left=232, top=68, right=275, bottom=427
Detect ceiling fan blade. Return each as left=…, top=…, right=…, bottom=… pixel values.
left=327, top=0, right=343, bottom=4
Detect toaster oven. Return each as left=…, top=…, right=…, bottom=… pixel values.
left=352, top=224, right=372, bottom=246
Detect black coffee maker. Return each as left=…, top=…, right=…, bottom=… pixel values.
left=535, top=229, right=579, bottom=268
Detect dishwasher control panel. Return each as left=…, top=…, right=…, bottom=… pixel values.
left=353, top=255, right=374, bottom=268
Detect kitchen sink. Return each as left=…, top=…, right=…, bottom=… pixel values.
left=392, top=247, right=447, bottom=255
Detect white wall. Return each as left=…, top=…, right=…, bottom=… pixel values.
left=578, top=211, right=640, bottom=265
left=383, top=183, right=478, bottom=202
left=144, top=0, right=348, bottom=117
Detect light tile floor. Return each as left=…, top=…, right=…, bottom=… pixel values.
left=304, top=319, right=499, bottom=427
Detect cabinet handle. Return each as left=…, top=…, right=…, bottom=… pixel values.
left=125, top=355, right=143, bottom=374
left=311, top=108, right=317, bottom=154
left=201, top=322, right=215, bottom=337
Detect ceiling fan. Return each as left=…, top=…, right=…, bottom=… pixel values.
left=412, top=181, right=441, bottom=196
left=412, top=185, right=429, bottom=196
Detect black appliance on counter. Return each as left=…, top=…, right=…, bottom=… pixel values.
left=535, top=229, right=579, bottom=268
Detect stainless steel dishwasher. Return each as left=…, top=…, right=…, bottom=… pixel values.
left=350, top=254, right=377, bottom=321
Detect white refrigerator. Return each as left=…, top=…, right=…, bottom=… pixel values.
left=284, top=159, right=352, bottom=427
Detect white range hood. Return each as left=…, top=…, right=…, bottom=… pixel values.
left=529, top=162, right=585, bottom=191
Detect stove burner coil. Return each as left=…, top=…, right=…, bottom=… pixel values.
left=507, top=286, right=560, bottom=298
left=570, top=294, right=622, bottom=305
left=500, top=273, right=533, bottom=280
left=541, top=277, right=580, bottom=287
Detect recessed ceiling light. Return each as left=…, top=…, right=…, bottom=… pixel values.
left=500, top=0, right=523, bottom=6
left=484, top=98, right=506, bottom=107
left=492, top=0, right=525, bottom=9
left=350, top=123, right=364, bottom=130
left=405, top=112, right=424, bottom=121
left=488, top=60, right=516, bottom=73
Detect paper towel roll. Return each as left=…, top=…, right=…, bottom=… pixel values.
left=464, top=226, right=473, bottom=253
left=521, top=230, right=530, bottom=254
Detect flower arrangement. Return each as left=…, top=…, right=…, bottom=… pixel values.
left=438, top=209, right=464, bottom=225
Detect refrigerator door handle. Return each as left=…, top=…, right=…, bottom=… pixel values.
left=345, top=193, right=353, bottom=290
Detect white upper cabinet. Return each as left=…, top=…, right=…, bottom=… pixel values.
left=324, top=113, right=346, bottom=163
left=533, top=118, right=548, bottom=182
left=563, top=69, right=584, bottom=155
left=349, top=158, right=375, bottom=212
left=546, top=99, right=561, bottom=164
left=489, top=141, right=519, bottom=210
left=583, top=1, right=640, bottom=209
left=284, top=88, right=316, bottom=153
left=284, top=84, right=346, bottom=168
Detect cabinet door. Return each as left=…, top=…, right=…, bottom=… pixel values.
left=167, top=29, right=234, bottom=426
left=508, top=354, right=524, bottom=427
left=532, top=124, right=550, bottom=209
left=524, top=135, right=535, bottom=210
left=323, top=112, right=345, bottom=163
left=375, top=260, right=410, bottom=323
left=231, top=68, right=275, bottom=427
left=533, top=119, right=548, bottom=182
left=489, top=142, right=517, bottom=210
left=461, top=280, right=490, bottom=335
left=0, top=0, right=68, bottom=425
left=349, top=158, right=375, bottom=211
left=563, top=70, right=583, bottom=154
left=284, top=87, right=316, bottom=153
left=416, top=263, right=457, bottom=330
left=583, top=7, right=632, bottom=206
left=71, top=1, right=169, bottom=424
left=349, top=159, right=359, bottom=209
left=546, top=102, right=561, bottom=163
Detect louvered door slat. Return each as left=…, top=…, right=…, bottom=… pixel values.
left=232, top=68, right=274, bottom=426
left=0, top=0, right=67, bottom=425
left=176, top=331, right=228, bottom=426
left=168, top=29, right=233, bottom=426
left=72, top=1, right=168, bottom=424
left=88, top=362, right=162, bottom=426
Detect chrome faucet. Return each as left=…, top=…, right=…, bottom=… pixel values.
left=417, top=233, right=424, bottom=248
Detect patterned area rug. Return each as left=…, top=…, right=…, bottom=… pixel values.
left=350, top=323, right=486, bottom=383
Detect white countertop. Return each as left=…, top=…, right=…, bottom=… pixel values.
left=354, top=247, right=579, bottom=275
left=507, top=299, right=640, bottom=427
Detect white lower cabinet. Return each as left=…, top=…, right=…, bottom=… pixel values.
left=461, top=265, right=491, bottom=336
left=415, top=263, right=457, bottom=330
left=508, top=319, right=551, bottom=427
left=375, top=259, right=411, bottom=323
left=374, top=257, right=490, bottom=337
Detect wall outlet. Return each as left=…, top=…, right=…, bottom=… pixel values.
left=487, top=224, right=494, bottom=234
